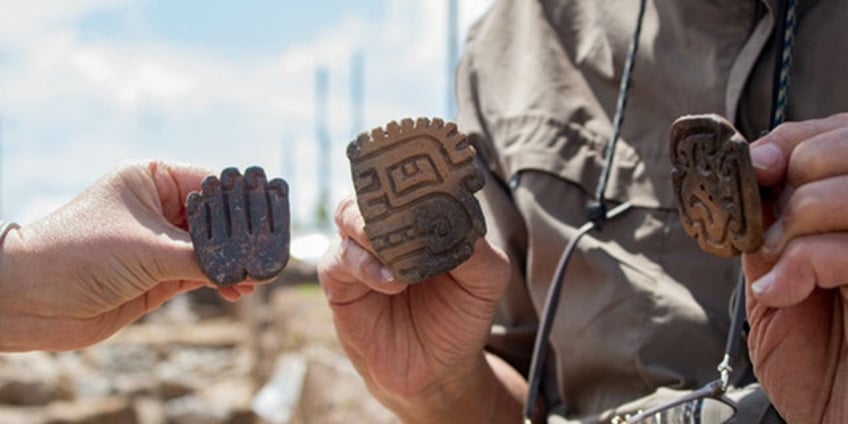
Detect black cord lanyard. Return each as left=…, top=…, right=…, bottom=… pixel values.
left=720, top=0, right=797, bottom=393
left=522, top=202, right=632, bottom=422
left=522, top=0, right=646, bottom=421
left=588, top=0, right=647, bottom=227
left=770, top=0, right=797, bottom=129
left=521, top=0, right=797, bottom=421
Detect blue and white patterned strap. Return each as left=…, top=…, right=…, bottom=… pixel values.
left=771, top=0, right=798, bottom=128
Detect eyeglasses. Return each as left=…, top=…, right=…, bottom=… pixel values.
left=617, top=380, right=737, bottom=424
left=617, top=0, right=798, bottom=418
left=521, top=0, right=785, bottom=418
left=617, top=271, right=747, bottom=424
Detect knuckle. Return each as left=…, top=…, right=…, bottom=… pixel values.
left=361, top=258, right=383, bottom=281
left=334, top=197, right=356, bottom=224
left=775, top=242, right=817, bottom=297
left=338, top=238, right=369, bottom=269
left=832, top=125, right=848, bottom=139
left=788, top=127, right=848, bottom=186
left=771, top=121, right=796, bottom=137
left=337, top=239, right=356, bottom=264
left=769, top=121, right=799, bottom=146
left=788, top=141, right=816, bottom=183
left=826, top=127, right=848, bottom=153
left=779, top=238, right=813, bottom=280
left=780, top=185, right=817, bottom=225
left=792, top=188, right=818, bottom=219
left=317, top=243, right=344, bottom=275
left=831, top=112, right=848, bottom=125
left=335, top=239, right=381, bottom=282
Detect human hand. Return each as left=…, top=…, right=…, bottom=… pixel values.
left=0, top=161, right=260, bottom=352
left=318, top=197, right=521, bottom=423
left=743, top=113, right=848, bottom=423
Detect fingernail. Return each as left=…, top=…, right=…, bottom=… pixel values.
left=750, top=143, right=782, bottom=170
left=380, top=267, right=395, bottom=283
left=761, top=221, right=783, bottom=257
left=751, top=272, right=775, bottom=295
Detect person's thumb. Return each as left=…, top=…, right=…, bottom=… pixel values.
left=448, top=237, right=510, bottom=302
left=151, top=224, right=210, bottom=284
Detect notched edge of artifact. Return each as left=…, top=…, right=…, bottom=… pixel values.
left=669, top=114, right=763, bottom=258
left=348, top=117, right=487, bottom=283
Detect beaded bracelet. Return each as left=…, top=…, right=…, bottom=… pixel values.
left=0, top=220, right=20, bottom=247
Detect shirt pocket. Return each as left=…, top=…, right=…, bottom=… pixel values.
left=484, top=114, right=735, bottom=411
left=487, top=113, right=677, bottom=210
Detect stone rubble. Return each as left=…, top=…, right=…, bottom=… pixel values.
left=0, top=262, right=399, bottom=424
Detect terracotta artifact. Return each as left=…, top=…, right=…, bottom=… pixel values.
left=187, top=167, right=290, bottom=285
left=669, top=114, right=763, bottom=257
left=347, top=118, right=487, bottom=283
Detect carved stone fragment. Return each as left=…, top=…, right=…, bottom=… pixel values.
left=670, top=114, right=763, bottom=257
left=187, top=167, right=290, bottom=286
left=347, top=118, right=487, bottom=283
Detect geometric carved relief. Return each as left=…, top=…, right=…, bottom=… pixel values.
left=186, top=167, right=290, bottom=286
left=670, top=114, right=763, bottom=257
left=347, top=118, right=486, bottom=283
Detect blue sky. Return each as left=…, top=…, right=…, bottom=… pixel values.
left=79, top=1, right=386, bottom=57
left=0, top=0, right=493, bottom=229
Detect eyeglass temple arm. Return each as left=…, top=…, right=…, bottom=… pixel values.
left=718, top=271, right=747, bottom=390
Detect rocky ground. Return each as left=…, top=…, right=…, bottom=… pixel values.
left=0, top=259, right=399, bottom=424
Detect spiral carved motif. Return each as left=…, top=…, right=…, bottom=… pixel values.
left=348, top=118, right=486, bottom=283
left=670, top=114, right=763, bottom=257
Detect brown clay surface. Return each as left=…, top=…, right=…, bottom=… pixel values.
left=670, top=114, right=763, bottom=257
left=347, top=118, right=486, bottom=283
left=187, top=167, right=291, bottom=285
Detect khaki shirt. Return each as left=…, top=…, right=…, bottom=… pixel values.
left=455, top=0, right=848, bottom=421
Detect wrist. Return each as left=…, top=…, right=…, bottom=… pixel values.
left=0, top=221, right=24, bottom=307
left=0, top=223, right=38, bottom=351
left=386, top=353, right=524, bottom=424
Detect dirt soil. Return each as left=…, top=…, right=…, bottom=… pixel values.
left=0, top=273, right=400, bottom=424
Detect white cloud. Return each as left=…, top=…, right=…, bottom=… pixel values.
left=0, top=0, right=130, bottom=42
left=0, top=0, right=494, bottom=227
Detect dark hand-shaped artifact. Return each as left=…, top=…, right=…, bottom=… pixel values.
left=348, top=118, right=486, bottom=283
left=187, top=167, right=290, bottom=286
left=670, top=114, right=763, bottom=257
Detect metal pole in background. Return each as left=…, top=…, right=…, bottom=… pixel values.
left=281, top=134, right=294, bottom=181
left=350, top=50, right=365, bottom=136
left=281, top=133, right=296, bottom=229
left=446, top=0, right=459, bottom=119
left=314, top=67, right=331, bottom=229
